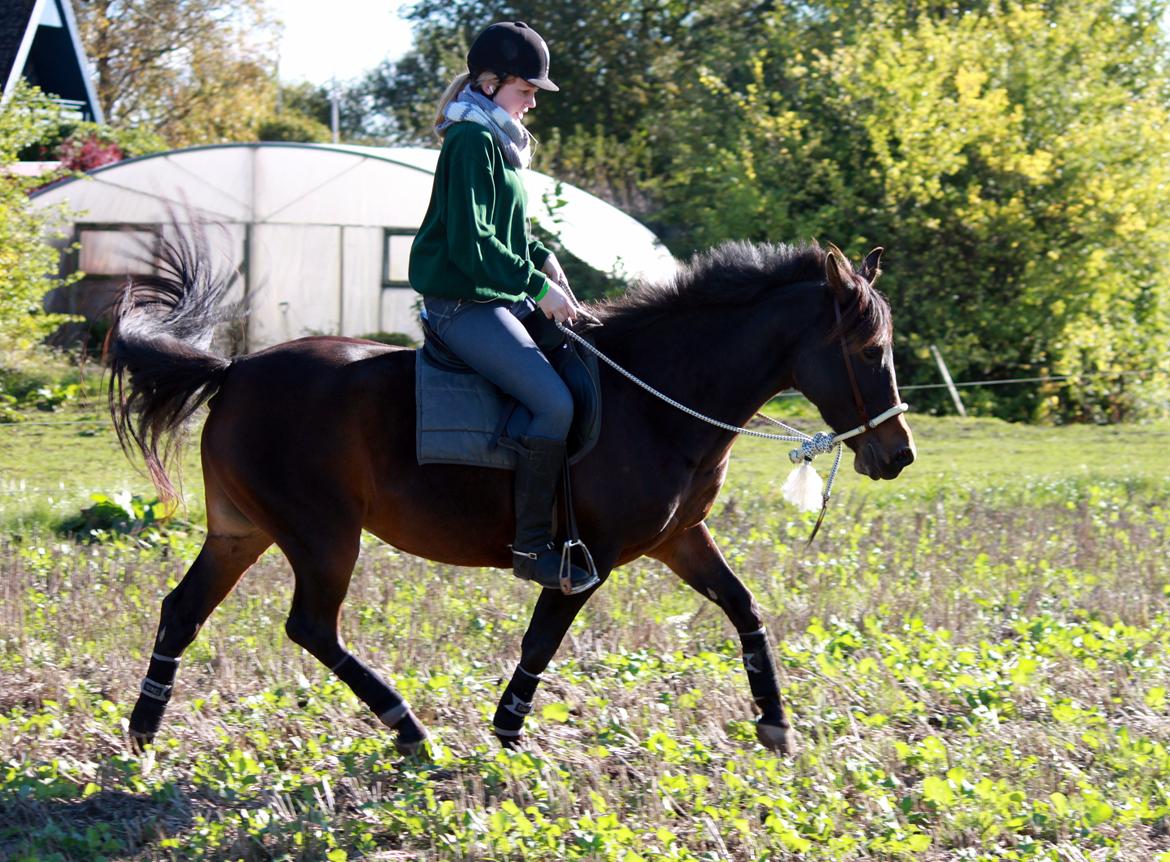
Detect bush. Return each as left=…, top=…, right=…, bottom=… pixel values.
left=359, top=331, right=418, bottom=347
left=257, top=113, right=332, bottom=143
left=57, top=492, right=190, bottom=545
left=0, top=83, right=81, bottom=352
left=18, top=119, right=165, bottom=163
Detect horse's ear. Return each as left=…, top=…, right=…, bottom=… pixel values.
left=861, top=247, right=884, bottom=284
left=824, top=245, right=851, bottom=301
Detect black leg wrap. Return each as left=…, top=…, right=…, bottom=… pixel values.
left=493, top=666, right=542, bottom=741
left=739, top=628, right=786, bottom=725
left=129, top=692, right=169, bottom=737
left=331, top=654, right=407, bottom=721
left=129, top=655, right=180, bottom=738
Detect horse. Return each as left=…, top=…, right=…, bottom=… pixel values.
left=107, top=225, right=915, bottom=756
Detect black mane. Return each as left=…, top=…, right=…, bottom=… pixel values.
left=596, top=240, right=892, bottom=348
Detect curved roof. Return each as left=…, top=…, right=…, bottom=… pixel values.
left=32, top=141, right=677, bottom=283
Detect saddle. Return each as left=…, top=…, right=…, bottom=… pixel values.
left=415, top=308, right=602, bottom=470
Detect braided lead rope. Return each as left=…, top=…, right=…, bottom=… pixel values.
left=824, top=442, right=845, bottom=501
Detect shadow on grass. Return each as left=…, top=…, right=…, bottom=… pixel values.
left=0, top=786, right=192, bottom=860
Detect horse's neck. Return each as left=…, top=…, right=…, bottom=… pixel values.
left=598, top=296, right=812, bottom=438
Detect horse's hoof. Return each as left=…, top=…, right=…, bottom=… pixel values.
left=494, top=732, right=522, bottom=751
left=395, top=735, right=430, bottom=758
left=128, top=729, right=154, bottom=753
left=757, top=721, right=798, bottom=755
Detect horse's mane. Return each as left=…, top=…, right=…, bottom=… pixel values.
left=596, top=240, right=891, bottom=349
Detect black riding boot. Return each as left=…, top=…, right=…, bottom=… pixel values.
left=512, top=435, right=599, bottom=595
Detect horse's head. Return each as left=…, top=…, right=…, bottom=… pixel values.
left=793, top=245, right=916, bottom=480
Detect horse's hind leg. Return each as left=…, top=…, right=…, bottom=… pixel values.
left=651, top=522, right=796, bottom=755
left=277, top=529, right=428, bottom=756
left=129, top=529, right=271, bottom=743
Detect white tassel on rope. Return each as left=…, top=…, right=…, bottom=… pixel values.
left=782, top=459, right=824, bottom=512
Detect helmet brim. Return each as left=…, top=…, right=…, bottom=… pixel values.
left=527, top=76, right=559, bottom=92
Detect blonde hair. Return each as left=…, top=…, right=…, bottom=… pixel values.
left=434, top=70, right=503, bottom=138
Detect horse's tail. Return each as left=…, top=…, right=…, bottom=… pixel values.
left=104, top=221, right=237, bottom=503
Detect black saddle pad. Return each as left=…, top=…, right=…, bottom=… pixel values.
left=415, top=313, right=602, bottom=470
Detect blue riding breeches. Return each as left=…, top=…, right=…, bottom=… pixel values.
left=422, top=297, right=574, bottom=442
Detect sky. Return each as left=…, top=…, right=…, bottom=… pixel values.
left=268, top=0, right=416, bottom=86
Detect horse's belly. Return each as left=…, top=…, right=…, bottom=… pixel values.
left=365, top=462, right=517, bottom=568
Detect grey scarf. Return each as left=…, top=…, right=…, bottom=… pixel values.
left=437, top=85, right=532, bottom=169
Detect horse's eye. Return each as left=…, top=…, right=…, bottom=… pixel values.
left=862, top=346, right=883, bottom=362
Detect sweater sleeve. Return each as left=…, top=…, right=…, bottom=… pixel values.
left=443, top=128, right=550, bottom=300
left=528, top=238, right=552, bottom=270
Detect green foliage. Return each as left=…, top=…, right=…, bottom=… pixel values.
left=57, top=491, right=166, bottom=538
left=649, top=1, right=1170, bottom=420
left=18, top=118, right=166, bottom=162
left=357, top=331, right=419, bottom=347
left=257, top=82, right=336, bottom=143
left=73, top=0, right=280, bottom=146
left=388, top=0, right=1170, bottom=421
left=278, top=81, right=333, bottom=126
left=0, top=380, right=79, bottom=422
left=256, top=112, right=332, bottom=143
left=0, top=83, right=80, bottom=353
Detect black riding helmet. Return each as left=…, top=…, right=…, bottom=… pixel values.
left=467, top=22, right=559, bottom=92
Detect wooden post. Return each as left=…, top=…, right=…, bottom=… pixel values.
left=330, top=77, right=340, bottom=144
left=930, top=344, right=967, bottom=417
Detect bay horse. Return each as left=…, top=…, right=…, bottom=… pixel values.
left=108, top=225, right=915, bottom=756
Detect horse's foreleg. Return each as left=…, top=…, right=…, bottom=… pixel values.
left=651, top=522, right=795, bottom=754
left=129, top=531, right=271, bottom=744
left=493, top=583, right=600, bottom=746
left=279, top=531, right=428, bottom=756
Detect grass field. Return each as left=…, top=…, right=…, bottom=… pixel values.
left=2, top=392, right=1169, bottom=861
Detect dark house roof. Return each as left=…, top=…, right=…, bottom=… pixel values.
left=1, top=0, right=103, bottom=122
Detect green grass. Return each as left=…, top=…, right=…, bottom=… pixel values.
left=2, top=395, right=1170, bottom=860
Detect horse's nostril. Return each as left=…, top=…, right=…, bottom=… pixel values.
left=893, top=447, right=915, bottom=468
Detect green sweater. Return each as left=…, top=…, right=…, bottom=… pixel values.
left=410, top=122, right=552, bottom=303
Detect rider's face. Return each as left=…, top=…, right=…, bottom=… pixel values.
left=489, top=78, right=538, bottom=121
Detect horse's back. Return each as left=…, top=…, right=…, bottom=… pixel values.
left=202, top=337, right=414, bottom=511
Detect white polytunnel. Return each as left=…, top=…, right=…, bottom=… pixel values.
left=31, top=142, right=677, bottom=349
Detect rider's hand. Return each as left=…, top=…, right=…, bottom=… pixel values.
left=537, top=281, right=575, bottom=325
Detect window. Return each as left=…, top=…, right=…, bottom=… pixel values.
left=77, top=227, right=159, bottom=277
left=382, top=230, right=414, bottom=288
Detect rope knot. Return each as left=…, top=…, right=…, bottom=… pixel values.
left=788, top=432, right=836, bottom=463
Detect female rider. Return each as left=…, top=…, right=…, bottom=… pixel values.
left=409, top=22, right=599, bottom=595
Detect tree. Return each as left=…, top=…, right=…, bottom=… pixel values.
left=257, top=112, right=331, bottom=143
left=342, top=0, right=763, bottom=202
left=649, top=1, right=1170, bottom=419
left=72, top=0, right=280, bottom=146
left=0, top=84, right=78, bottom=353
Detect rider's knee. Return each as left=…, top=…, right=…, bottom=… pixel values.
left=539, top=384, right=574, bottom=440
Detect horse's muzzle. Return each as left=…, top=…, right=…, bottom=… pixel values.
left=855, top=423, right=916, bottom=480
